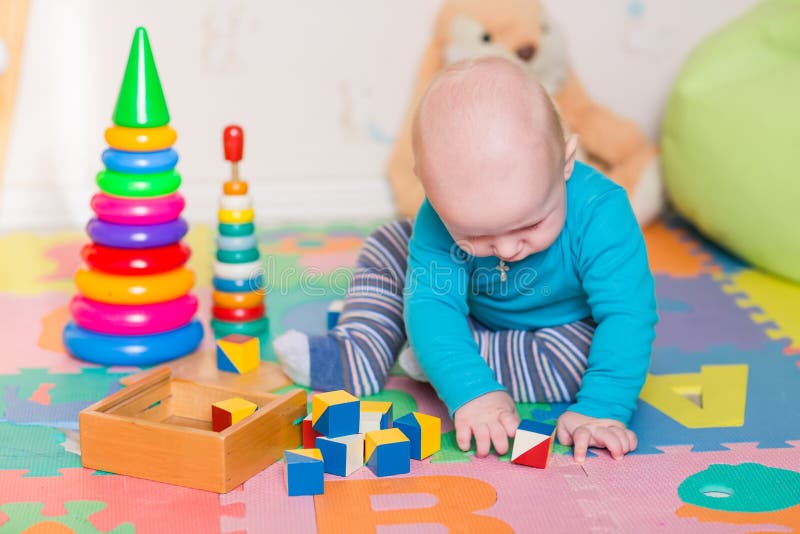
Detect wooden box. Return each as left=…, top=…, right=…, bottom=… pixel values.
left=79, top=368, right=306, bottom=493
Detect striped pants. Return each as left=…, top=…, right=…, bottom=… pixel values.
left=310, top=220, right=595, bottom=402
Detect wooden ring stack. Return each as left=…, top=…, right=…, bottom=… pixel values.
left=210, top=125, right=269, bottom=338
left=62, top=27, right=203, bottom=365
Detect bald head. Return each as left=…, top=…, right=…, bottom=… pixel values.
left=413, top=57, right=565, bottom=205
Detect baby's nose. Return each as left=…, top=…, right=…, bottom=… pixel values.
left=516, top=44, right=536, bottom=62
left=493, top=240, right=522, bottom=261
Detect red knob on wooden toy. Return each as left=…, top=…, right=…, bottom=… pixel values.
left=223, top=125, right=244, bottom=163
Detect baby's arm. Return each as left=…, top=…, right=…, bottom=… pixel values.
left=405, top=201, right=517, bottom=455
left=566, top=187, right=658, bottom=458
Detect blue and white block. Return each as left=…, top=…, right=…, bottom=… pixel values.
left=316, top=434, right=364, bottom=477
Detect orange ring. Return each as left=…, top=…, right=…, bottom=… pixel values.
left=105, top=125, right=178, bottom=152
left=212, top=290, right=263, bottom=309
left=223, top=180, right=248, bottom=195
left=75, top=267, right=195, bottom=305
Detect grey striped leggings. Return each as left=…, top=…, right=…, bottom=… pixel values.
left=310, top=220, right=595, bottom=402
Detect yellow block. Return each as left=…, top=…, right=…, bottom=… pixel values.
left=216, top=334, right=260, bottom=374
left=311, top=390, right=359, bottom=426
left=639, top=364, right=748, bottom=428
left=213, top=397, right=257, bottom=425
left=360, top=401, right=392, bottom=413
left=364, top=428, right=409, bottom=462
left=293, top=448, right=323, bottom=461
left=414, top=412, right=441, bottom=459
left=218, top=208, right=254, bottom=224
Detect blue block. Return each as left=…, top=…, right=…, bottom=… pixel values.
left=394, top=414, right=422, bottom=460
left=284, top=450, right=324, bottom=496
left=367, top=440, right=410, bottom=477
left=327, top=300, right=344, bottom=330
left=314, top=400, right=360, bottom=438
left=216, top=346, right=239, bottom=373
left=518, top=420, right=556, bottom=436
left=316, top=434, right=363, bottom=477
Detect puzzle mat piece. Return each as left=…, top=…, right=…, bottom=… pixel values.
left=0, top=468, right=236, bottom=534
left=221, top=444, right=788, bottom=533
left=663, top=214, right=750, bottom=275
left=654, top=274, right=777, bottom=353
left=721, top=268, right=800, bottom=354
left=581, top=441, right=800, bottom=533
left=631, top=344, right=800, bottom=453
left=0, top=231, right=82, bottom=295
left=643, top=220, right=720, bottom=278
left=0, top=368, right=126, bottom=423
left=0, top=423, right=81, bottom=476
left=0, top=501, right=134, bottom=533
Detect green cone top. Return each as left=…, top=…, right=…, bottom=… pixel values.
left=112, top=27, right=170, bottom=128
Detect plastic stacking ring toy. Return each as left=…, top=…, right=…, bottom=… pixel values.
left=87, top=217, right=188, bottom=249
left=63, top=319, right=204, bottom=366
left=70, top=294, right=199, bottom=335
left=97, top=169, right=181, bottom=198
left=223, top=180, right=248, bottom=195
left=212, top=275, right=264, bottom=293
left=216, top=235, right=257, bottom=251
left=219, top=195, right=252, bottom=211
left=218, top=222, right=255, bottom=237
left=212, top=290, right=263, bottom=309
left=81, top=242, right=191, bottom=275
left=218, top=208, right=254, bottom=225
left=213, top=304, right=265, bottom=322
left=211, top=317, right=269, bottom=338
left=102, top=148, right=179, bottom=174
left=216, top=248, right=259, bottom=264
left=213, top=260, right=262, bottom=280
left=91, top=192, right=185, bottom=225
left=105, top=125, right=178, bottom=152
left=75, top=267, right=195, bottom=305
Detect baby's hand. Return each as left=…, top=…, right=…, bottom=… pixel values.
left=556, top=411, right=638, bottom=462
left=454, top=391, right=520, bottom=457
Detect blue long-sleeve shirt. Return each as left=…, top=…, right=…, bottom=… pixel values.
left=404, top=162, right=657, bottom=425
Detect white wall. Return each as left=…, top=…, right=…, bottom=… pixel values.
left=0, top=0, right=761, bottom=229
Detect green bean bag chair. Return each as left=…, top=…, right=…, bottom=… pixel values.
left=662, top=0, right=800, bottom=282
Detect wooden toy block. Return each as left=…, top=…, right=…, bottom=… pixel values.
left=394, top=412, right=441, bottom=460
left=211, top=397, right=258, bottom=432
left=316, top=434, right=364, bottom=477
left=359, top=400, right=392, bottom=434
left=364, top=428, right=410, bottom=477
left=216, top=333, right=259, bottom=374
left=283, top=448, right=324, bottom=496
left=511, top=420, right=556, bottom=469
left=311, top=390, right=360, bottom=438
left=79, top=368, right=306, bottom=493
left=302, top=413, right=322, bottom=449
left=327, top=299, right=344, bottom=330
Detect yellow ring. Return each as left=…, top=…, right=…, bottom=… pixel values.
left=212, top=290, right=263, bottom=309
left=105, top=126, right=178, bottom=152
left=218, top=208, right=254, bottom=224
left=75, top=267, right=195, bottom=305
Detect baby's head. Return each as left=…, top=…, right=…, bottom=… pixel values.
left=413, top=56, right=578, bottom=262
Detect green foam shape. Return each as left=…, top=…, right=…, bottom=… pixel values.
left=678, top=463, right=800, bottom=513
left=0, top=501, right=134, bottom=534
left=113, top=26, right=170, bottom=128
left=0, top=423, right=82, bottom=476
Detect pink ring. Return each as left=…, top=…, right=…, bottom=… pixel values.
left=91, top=192, right=185, bottom=225
left=69, top=294, right=198, bottom=335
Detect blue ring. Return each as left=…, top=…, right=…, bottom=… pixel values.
left=63, top=319, right=204, bottom=366
left=212, top=274, right=264, bottom=293
left=102, top=148, right=179, bottom=174
left=218, top=223, right=255, bottom=237
left=216, top=248, right=260, bottom=263
left=87, top=217, right=188, bottom=249
left=217, top=235, right=258, bottom=251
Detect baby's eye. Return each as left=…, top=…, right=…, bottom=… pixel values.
left=481, top=33, right=492, bottom=43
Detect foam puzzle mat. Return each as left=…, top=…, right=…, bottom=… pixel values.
left=1, top=215, right=799, bottom=533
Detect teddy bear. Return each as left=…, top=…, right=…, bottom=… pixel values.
left=388, top=0, right=664, bottom=226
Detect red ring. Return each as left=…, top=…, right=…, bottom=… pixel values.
left=81, top=242, right=191, bottom=275
left=212, top=304, right=265, bottom=322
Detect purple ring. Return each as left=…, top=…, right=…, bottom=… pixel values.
left=86, top=217, right=188, bottom=249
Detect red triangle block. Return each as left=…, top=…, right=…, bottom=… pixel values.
left=512, top=437, right=552, bottom=468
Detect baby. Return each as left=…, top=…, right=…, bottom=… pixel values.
left=276, top=56, right=657, bottom=461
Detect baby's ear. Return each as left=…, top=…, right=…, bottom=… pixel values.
left=563, top=134, right=579, bottom=180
